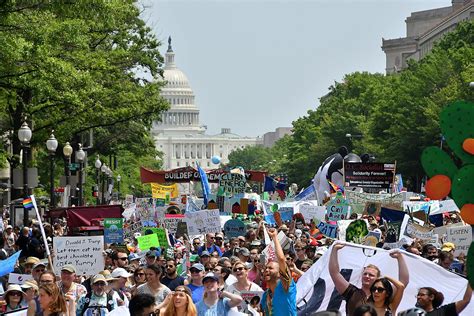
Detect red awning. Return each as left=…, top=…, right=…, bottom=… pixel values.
left=140, top=166, right=267, bottom=184
left=46, top=205, right=123, bottom=229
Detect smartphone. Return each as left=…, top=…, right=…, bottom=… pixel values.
left=259, top=253, right=266, bottom=265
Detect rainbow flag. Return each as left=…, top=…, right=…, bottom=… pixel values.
left=328, top=180, right=344, bottom=195
left=23, top=197, right=33, bottom=209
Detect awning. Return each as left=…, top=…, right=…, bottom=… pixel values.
left=46, top=205, right=123, bottom=229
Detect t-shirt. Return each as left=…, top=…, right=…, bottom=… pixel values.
left=198, top=244, right=222, bottom=256
left=58, top=282, right=88, bottom=303
left=341, top=283, right=369, bottom=316
left=196, top=297, right=231, bottom=316
left=227, top=282, right=263, bottom=314
left=426, top=303, right=457, bottom=316
left=161, top=275, right=185, bottom=291
left=188, top=283, right=205, bottom=303
left=76, top=292, right=120, bottom=316
left=136, top=283, right=171, bottom=305
left=261, top=266, right=297, bottom=316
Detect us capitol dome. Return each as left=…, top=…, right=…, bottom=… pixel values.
left=152, top=37, right=262, bottom=170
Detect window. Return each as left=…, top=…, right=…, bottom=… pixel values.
left=177, top=161, right=180, bottom=167
left=207, top=162, right=210, bottom=167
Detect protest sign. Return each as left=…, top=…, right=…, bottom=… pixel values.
left=8, top=273, right=33, bottom=285
left=344, top=162, right=395, bottom=189
left=151, top=183, right=179, bottom=199
left=296, top=244, right=474, bottom=316
left=385, top=221, right=403, bottom=243
left=239, top=291, right=264, bottom=314
left=175, top=221, right=188, bottom=238
left=296, top=201, right=325, bottom=223
left=294, top=185, right=317, bottom=201
left=446, top=225, right=472, bottom=256
left=224, top=219, right=246, bottom=238
left=53, top=236, right=104, bottom=275
left=363, top=231, right=381, bottom=247
left=135, top=198, right=155, bottom=221
left=345, top=220, right=369, bottom=244
left=317, top=222, right=338, bottom=238
left=155, top=228, right=169, bottom=248
left=326, top=193, right=349, bottom=221
left=185, top=209, right=221, bottom=235
left=345, top=191, right=405, bottom=205
left=336, top=220, right=353, bottom=242
left=404, top=220, right=433, bottom=240
left=403, top=200, right=440, bottom=214
left=104, top=218, right=124, bottom=244
left=219, top=173, right=246, bottom=196
left=137, top=234, right=159, bottom=251
left=437, top=199, right=460, bottom=214
left=124, top=221, right=143, bottom=240
left=163, top=214, right=185, bottom=234
left=363, top=202, right=381, bottom=217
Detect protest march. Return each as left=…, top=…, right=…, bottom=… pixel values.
left=0, top=137, right=473, bottom=316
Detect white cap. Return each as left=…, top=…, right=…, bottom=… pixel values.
left=111, top=268, right=132, bottom=279
left=295, top=229, right=302, bottom=238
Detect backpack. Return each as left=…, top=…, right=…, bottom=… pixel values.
left=80, top=291, right=114, bottom=316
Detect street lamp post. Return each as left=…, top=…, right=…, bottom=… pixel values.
left=100, top=163, right=107, bottom=204
left=63, top=142, right=73, bottom=206
left=75, top=144, right=85, bottom=206
left=18, top=121, right=32, bottom=226
left=94, top=156, right=102, bottom=205
left=46, top=132, right=58, bottom=208
left=116, top=174, right=121, bottom=200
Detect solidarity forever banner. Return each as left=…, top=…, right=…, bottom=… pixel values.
left=344, top=162, right=395, bottom=189
left=296, top=243, right=473, bottom=316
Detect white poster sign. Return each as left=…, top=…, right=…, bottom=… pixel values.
left=403, top=200, right=440, bottom=214
left=185, top=209, right=221, bottom=235
left=296, top=243, right=473, bottom=316
left=446, top=225, right=472, bottom=256
left=296, top=201, right=325, bottom=223
left=8, top=273, right=33, bottom=285
left=53, top=236, right=104, bottom=276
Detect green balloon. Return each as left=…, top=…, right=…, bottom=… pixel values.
left=451, top=165, right=474, bottom=207
left=421, top=146, right=457, bottom=179
left=467, top=241, right=474, bottom=288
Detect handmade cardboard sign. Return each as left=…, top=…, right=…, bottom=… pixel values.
left=326, top=193, right=349, bottom=221
left=53, top=236, right=104, bottom=275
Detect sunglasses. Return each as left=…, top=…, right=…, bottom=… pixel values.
left=166, top=265, right=175, bottom=268
left=135, top=273, right=145, bottom=276
left=233, top=267, right=245, bottom=272
left=371, top=287, right=386, bottom=293
left=9, top=292, right=22, bottom=297
left=118, top=257, right=128, bottom=261
left=94, top=282, right=107, bottom=287
left=215, top=237, right=223, bottom=241
left=190, top=269, right=201, bottom=273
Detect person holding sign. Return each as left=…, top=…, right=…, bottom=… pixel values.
left=415, top=284, right=472, bottom=316
left=261, top=227, right=297, bottom=316
left=328, top=243, right=409, bottom=316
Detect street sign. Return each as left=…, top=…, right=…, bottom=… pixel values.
left=69, top=163, right=79, bottom=171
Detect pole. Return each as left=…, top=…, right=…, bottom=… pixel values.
left=101, top=172, right=106, bottom=205
left=50, top=154, right=55, bottom=208
left=65, top=156, right=71, bottom=206
left=78, top=161, right=83, bottom=206
left=96, top=168, right=100, bottom=205
left=22, top=146, right=29, bottom=226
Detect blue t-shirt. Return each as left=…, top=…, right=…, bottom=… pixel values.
left=196, top=297, right=230, bottom=316
left=188, top=283, right=205, bottom=303
left=261, top=278, right=297, bottom=316
left=198, top=244, right=222, bottom=256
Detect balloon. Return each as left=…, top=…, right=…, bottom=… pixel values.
left=211, top=155, right=221, bottom=164
left=425, top=174, right=451, bottom=200
left=460, top=203, right=474, bottom=224
left=462, top=138, right=474, bottom=155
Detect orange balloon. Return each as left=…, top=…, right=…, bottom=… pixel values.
left=463, top=138, right=474, bottom=155
left=425, top=175, right=451, bottom=200
left=460, top=204, right=474, bottom=225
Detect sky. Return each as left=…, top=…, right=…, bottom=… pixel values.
left=143, top=0, right=451, bottom=137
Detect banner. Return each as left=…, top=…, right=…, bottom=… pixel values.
left=53, top=236, right=104, bottom=276
left=295, top=201, right=325, bottom=223
left=219, top=173, right=246, bottom=196
left=344, top=162, right=395, bottom=189
left=345, top=191, right=405, bottom=205
left=151, top=183, right=179, bottom=199
left=317, top=222, right=338, bottom=238
left=403, top=200, right=440, bottom=214
left=104, top=218, right=124, bottom=244
left=8, top=273, right=33, bottom=285
left=446, top=225, right=472, bottom=256
left=185, top=209, right=221, bottom=235
left=296, top=243, right=474, bottom=316
left=163, top=214, right=185, bottom=234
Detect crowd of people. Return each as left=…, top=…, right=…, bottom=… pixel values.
left=0, top=206, right=472, bottom=316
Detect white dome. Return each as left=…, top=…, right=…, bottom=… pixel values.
left=163, top=68, right=192, bottom=89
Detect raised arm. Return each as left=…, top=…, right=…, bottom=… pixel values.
left=222, top=290, right=243, bottom=308
left=386, top=275, right=406, bottom=313
left=268, top=228, right=286, bottom=271
left=328, top=242, right=350, bottom=295
left=390, top=250, right=409, bottom=287
left=455, top=283, right=472, bottom=314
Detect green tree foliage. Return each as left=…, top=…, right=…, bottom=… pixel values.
left=284, top=20, right=474, bottom=189
left=0, top=1, right=168, bottom=200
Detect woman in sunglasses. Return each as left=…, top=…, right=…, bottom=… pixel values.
left=1, top=284, right=28, bottom=312
left=227, top=261, right=263, bottom=313
left=368, top=276, right=405, bottom=316
left=131, top=267, right=147, bottom=295
left=161, top=285, right=197, bottom=316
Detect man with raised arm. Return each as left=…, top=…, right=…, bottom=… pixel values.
left=329, top=242, right=409, bottom=316
left=261, top=228, right=297, bottom=316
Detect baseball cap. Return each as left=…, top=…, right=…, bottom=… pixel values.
left=92, top=274, right=108, bottom=285
left=32, top=262, right=47, bottom=270
left=239, top=247, right=250, bottom=257
left=295, top=229, right=302, bottom=238
left=24, top=257, right=40, bottom=266
left=146, top=250, right=160, bottom=258
left=202, top=272, right=219, bottom=283
left=441, top=242, right=456, bottom=252
left=21, top=280, right=38, bottom=291
left=191, top=263, right=205, bottom=271
left=61, top=264, right=76, bottom=273
left=200, top=250, right=210, bottom=257
left=111, top=268, right=132, bottom=279
left=128, top=253, right=140, bottom=261
left=6, top=225, right=12, bottom=229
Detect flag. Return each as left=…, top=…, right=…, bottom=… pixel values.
left=23, top=197, right=33, bottom=209
left=196, top=163, right=210, bottom=207
left=0, top=251, right=21, bottom=277
left=264, top=176, right=276, bottom=192
left=328, top=180, right=344, bottom=195
left=177, top=252, right=188, bottom=278
left=185, top=195, right=200, bottom=213
left=294, top=185, right=316, bottom=201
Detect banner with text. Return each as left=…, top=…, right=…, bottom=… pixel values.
left=53, top=236, right=104, bottom=276
left=185, top=209, right=222, bottom=235
left=344, top=162, right=395, bottom=189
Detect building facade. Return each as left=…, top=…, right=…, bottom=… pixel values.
left=382, top=0, right=473, bottom=74
left=263, top=127, right=292, bottom=148
left=152, top=38, right=261, bottom=170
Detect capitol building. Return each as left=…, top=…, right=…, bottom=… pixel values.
left=152, top=38, right=262, bottom=170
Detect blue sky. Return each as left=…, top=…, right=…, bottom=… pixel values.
left=143, top=0, right=451, bottom=137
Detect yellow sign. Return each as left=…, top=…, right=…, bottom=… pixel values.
left=151, top=183, right=179, bottom=199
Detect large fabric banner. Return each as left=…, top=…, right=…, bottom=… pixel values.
left=296, top=243, right=473, bottom=316
left=151, top=183, right=179, bottom=199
